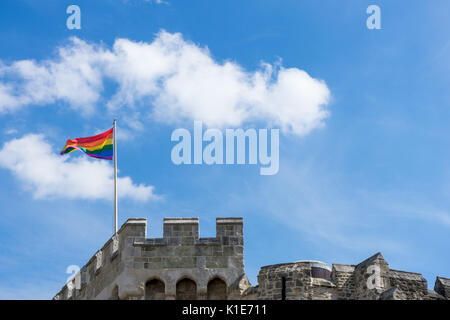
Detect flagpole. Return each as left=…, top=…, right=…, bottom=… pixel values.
left=113, top=118, right=118, bottom=234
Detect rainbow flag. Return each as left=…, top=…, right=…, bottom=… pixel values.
left=60, top=128, right=113, bottom=160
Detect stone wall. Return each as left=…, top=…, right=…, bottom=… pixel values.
left=54, top=218, right=449, bottom=301
left=54, top=217, right=249, bottom=300
left=125, top=217, right=247, bottom=300
left=257, top=261, right=336, bottom=300
left=331, top=264, right=356, bottom=299
left=434, top=277, right=450, bottom=299
left=255, top=252, right=449, bottom=300
left=353, top=253, right=390, bottom=299
left=54, top=218, right=146, bottom=300
left=388, top=270, right=428, bottom=299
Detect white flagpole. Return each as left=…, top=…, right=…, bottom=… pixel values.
left=113, top=118, right=118, bottom=234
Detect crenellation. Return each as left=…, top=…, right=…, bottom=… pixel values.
left=80, top=266, right=89, bottom=288
left=110, top=234, right=119, bottom=259
left=163, top=218, right=199, bottom=240
left=388, top=269, right=428, bottom=299
left=434, top=276, right=450, bottom=299
left=94, top=251, right=103, bottom=274
left=353, top=252, right=390, bottom=299
left=331, top=264, right=356, bottom=300
left=257, top=261, right=337, bottom=300
left=54, top=217, right=448, bottom=300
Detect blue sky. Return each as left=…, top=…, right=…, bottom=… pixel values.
left=0, top=0, right=449, bottom=299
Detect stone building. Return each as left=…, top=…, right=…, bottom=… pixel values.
left=54, top=217, right=449, bottom=300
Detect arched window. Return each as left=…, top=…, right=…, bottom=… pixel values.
left=145, top=279, right=165, bottom=300
left=207, top=278, right=227, bottom=300
left=176, top=278, right=197, bottom=300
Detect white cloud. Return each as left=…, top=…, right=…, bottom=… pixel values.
left=0, top=38, right=106, bottom=114
left=0, top=134, right=158, bottom=201
left=0, top=31, right=331, bottom=136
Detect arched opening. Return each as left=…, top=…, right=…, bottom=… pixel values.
left=281, top=277, right=286, bottom=300
left=145, top=279, right=165, bottom=300
left=176, top=278, right=197, bottom=300
left=207, top=278, right=227, bottom=300
left=110, top=285, right=119, bottom=300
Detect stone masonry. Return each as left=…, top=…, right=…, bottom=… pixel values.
left=54, top=217, right=449, bottom=300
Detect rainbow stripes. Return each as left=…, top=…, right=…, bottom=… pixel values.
left=60, top=128, right=113, bottom=160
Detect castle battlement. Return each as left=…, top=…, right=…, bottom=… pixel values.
left=54, top=217, right=450, bottom=301
left=55, top=217, right=247, bottom=300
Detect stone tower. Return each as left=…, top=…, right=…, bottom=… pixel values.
left=54, top=217, right=449, bottom=300
left=54, top=217, right=251, bottom=300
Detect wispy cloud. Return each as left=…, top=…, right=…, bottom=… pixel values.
left=0, top=134, right=159, bottom=201
left=4, top=128, right=17, bottom=135
left=124, top=0, right=168, bottom=5
left=232, top=159, right=415, bottom=257
left=245, top=157, right=450, bottom=259
left=0, top=31, right=330, bottom=136
left=144, top=0, right=168, bottom=4
left=375, top=200, right=450, bottom=228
